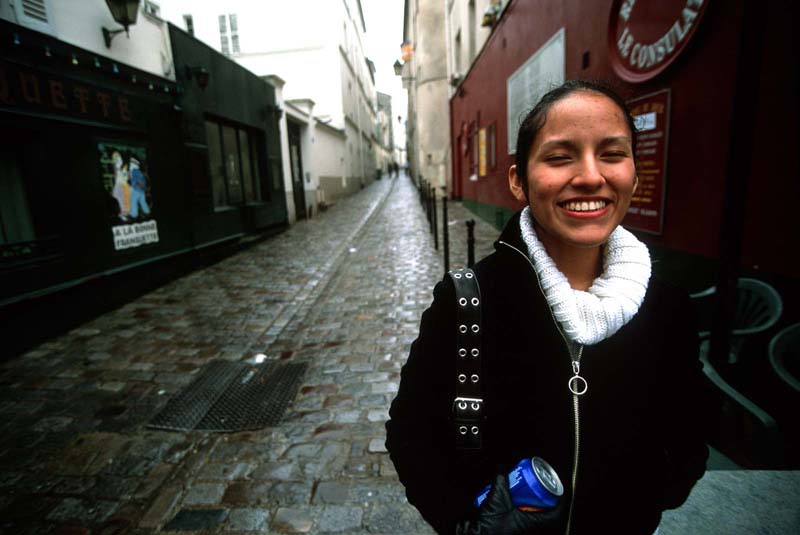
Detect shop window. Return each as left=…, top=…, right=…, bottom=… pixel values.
left=239, top=130, right=262, bottom=203
left=489, top=123, right=496, bottom=169
left=222, top=126, right=243, bottom=205
left=205, top=119, right=265, bottom=208
left=206, top=121, right=228, bottom=207
left=0, top=149, right=35, bottom=245
left=469, top=121, right=478, bottom=175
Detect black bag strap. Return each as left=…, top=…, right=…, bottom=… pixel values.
left=447, top=268, right=483, bottom=451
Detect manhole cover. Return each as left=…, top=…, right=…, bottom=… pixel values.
left=148, top=360, right=307, bottom=432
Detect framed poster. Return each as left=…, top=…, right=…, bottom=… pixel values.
left=624, top=89, right=671, bottom=235
left=98, top=141, right=159, bottom=251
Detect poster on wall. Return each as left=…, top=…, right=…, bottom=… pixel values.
left=507, top=28, right=565, bottom=154
left=624, top=89, right=670, bottom=235
left=98, top=141, right=159, bottom=251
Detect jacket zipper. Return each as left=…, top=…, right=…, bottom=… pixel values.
left=498, top=241, right=587, bottom=535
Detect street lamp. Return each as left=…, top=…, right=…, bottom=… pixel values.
left=393, top=60, right=403, bottom=76
left=102, top=0, right=141, bottom=49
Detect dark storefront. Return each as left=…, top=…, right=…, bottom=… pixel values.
left=0, top=21, right=288, bottom=356
left=449, top=0, right=799, bottom=467
left=169, top=24, right=287, bottom=243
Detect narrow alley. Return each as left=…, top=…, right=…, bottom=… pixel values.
left=0, top=174, right=496, bottom=534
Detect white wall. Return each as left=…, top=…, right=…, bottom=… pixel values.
left=0, top=0, right=174, bottom=80
left=267, top=79, right=297, bottom=224
left=315, top=122, right=354, bottom=203
left=446, top=0, right=507, bottom=94
left=407, top=0, right=451, bottom=191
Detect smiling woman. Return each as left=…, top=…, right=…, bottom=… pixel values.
left=386, top=80, right=710, bottom=535
left=509, top=85, right=639, bottom=290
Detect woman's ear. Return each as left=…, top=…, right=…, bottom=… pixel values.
left=508, top=165, right=527, bottom=202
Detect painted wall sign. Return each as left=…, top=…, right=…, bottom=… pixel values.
left=608, top=0, right=709, bottom=83
left=624, top=89, right=670, bottom=234
left=0, top=60, right=138, bottom=127
left=507, top=28, right=565, bottom=153
left=478, top=127, right=487, bottom=176
left=98, top=142, right=159, bottom=250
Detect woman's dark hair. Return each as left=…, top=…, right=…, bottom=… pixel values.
left=514, top=80, right=638, bottom=186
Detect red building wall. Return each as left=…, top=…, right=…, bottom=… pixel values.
left=450, top=0, right=798, bottom=280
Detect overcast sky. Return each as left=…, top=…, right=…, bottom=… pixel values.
left=361, top=0, right=407, bottom=149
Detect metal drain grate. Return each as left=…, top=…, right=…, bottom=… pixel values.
left=148, top=360, right=307, bottom=432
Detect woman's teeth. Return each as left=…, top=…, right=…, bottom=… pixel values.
left=563, top=200, right=607, bottom=212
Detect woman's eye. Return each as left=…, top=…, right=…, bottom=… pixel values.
left=602, top=151, right=628, bottom=159
left=546, top=154, right=570, bottom=162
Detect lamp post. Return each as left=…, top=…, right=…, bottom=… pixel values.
left=102, top=0, right=141, bottom=49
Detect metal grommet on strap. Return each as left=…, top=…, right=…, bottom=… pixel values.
left=447, top=267, right=483, bottom=452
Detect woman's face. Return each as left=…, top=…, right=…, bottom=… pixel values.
left=510, top=91, right=637, bottom=251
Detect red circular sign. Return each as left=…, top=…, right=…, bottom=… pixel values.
left=608, top=0, right=710, bottom=83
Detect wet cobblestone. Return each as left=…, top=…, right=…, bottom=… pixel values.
left=0, top=174, right=501, bottom=533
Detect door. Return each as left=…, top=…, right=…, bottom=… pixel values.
left=287, top=121, right=307, bottom=220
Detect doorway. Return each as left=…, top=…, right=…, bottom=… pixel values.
left=287, top=121, right=307, bottom=220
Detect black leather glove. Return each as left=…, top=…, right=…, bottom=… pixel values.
left=456, top=474, right=567, bottom=535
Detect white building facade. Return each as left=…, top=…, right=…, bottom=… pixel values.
left=445, top=0, right=507, bottom=94
left=159, top=0, right=380, bottom=205
left=0, top=0, right=175, bottom=80
left=400, top=0, right=508, bottom=195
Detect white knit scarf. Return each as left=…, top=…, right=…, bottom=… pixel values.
left=519, top=207, right=651, bottom=346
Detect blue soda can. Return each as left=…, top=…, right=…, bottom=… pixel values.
left=474, top=457, right=564, bottom=509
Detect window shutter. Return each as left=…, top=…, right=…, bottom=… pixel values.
left=14, top=0, right=54, bottom=35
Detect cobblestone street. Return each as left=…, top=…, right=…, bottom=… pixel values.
left=2, top=174, right=799, bottom=534
left=0, top=174, right=497, bottom=534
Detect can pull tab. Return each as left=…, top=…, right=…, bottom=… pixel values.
left=568, top=361, right=588, bottom=396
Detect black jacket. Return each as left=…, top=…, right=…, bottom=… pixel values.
left=386, top=213, right=709, bottom=535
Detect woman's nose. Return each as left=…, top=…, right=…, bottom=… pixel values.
left=571, top=156, right=605, bottom=189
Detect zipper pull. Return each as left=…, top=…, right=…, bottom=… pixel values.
left=568, top=360, right=588, bottom=396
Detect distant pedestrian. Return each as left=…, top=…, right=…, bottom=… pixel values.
left=386, top=80, right=709, bottom=534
